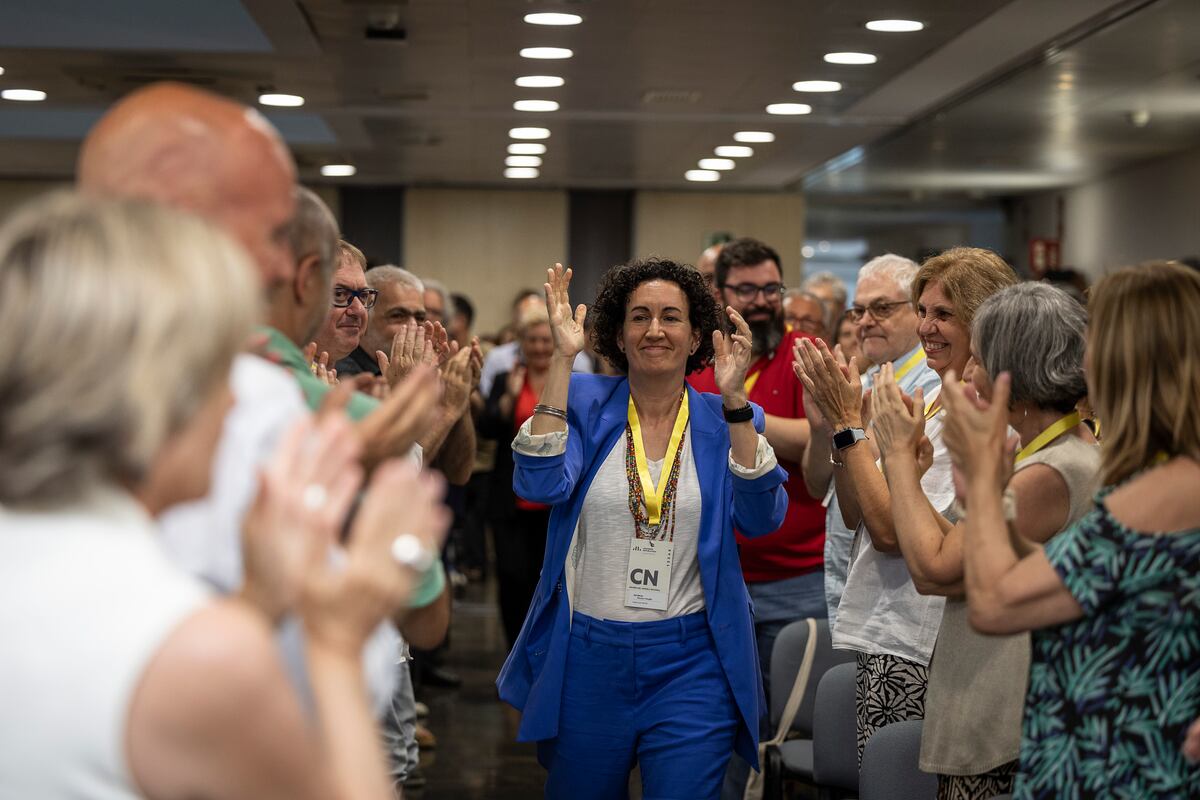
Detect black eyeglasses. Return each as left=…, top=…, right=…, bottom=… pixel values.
left=724, top=282, right=785, bottom=302
left=846, top=299, right=910, bottom=322
left=332, top=287, right=379, bottom=309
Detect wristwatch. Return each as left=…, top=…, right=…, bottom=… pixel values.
left=723, top=402, right=754, bottom=424
left=832, top=427, right=868, bottom=451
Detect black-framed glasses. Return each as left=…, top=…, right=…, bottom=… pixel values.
left=724, top=282, right=785, bottom=302
left=846, top=299, right=910, bottom=322
left=332, top=286, right=379, bottom=309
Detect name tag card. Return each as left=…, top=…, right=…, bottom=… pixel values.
left=625, top=539, right=673, bottom=610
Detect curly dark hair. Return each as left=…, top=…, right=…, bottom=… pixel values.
left=589, top=257, right=721, bottom=375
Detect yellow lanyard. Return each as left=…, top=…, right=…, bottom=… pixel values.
left=1015, top=411, right=1081, bottom=463
left=627, top=391, right=690, bottom=527
left=923, top=393, right=943, bottom=420
left=893, top=348, right=926, bottom=382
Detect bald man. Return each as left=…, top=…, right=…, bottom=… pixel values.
left=77, top=83, right=446, bottom=733
left=697, top=243, right=724, bottom=305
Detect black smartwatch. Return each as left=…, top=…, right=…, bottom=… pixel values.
left=723, top=402, right=754, bottom=423
left=832, top=427, right=867, bottom=451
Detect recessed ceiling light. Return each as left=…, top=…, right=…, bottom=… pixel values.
left=515, top=75, right=565, bottom=88
left=698, top=158, right=735, bottom=170
left=734, top=131, right=775, bottom=143
left=865, top=19, right=924, bottom=32
left=506, top=155, right=543, bottom=167
left=258, top=93, right=304, bottom=107
left=802, top=245, right=816, bottom=258
left=766, top=103, right=811, bottom=115
left=824, top=52, right=877, bottom=65
left=685, top=169, right=721, bottom=182
left=509, top=127, right=551, bottom=140
left=514, top=99, right=559, bottom=112
left=792, top=80, right=842, bottom=93
left=1, top=89, right=46, bottom=102
left=524, top=12, right=582, bottom=26
left=321, top=164, right=356, bottom=177
left=520, top=47, right=573, bottom=60
left=505, top=167, right=540, bottom=179
left=509, top=142, right=547, bottom=155
left=0, top=67, right=5, bottom=76
left=715, top=145, right=753, bottom=158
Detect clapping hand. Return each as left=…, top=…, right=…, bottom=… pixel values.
left=356, top=364, right=441, bottom=471
left=941, top=371, right=1019, bottom=500
left=871, top=361, right=926, bottom=463
left=377, top=322, right=436, bottom=388
left=439, top=345, right=478, bottom=415
left=545, top=263, right=587, bottom=359
left=713, top=306, right=754, bottom=410
left=793, top=337, right=863, bottom=430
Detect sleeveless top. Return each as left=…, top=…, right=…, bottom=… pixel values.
left=919, top=434, right=1100, bottom=775
left=0, top=488, right=209, bottom=799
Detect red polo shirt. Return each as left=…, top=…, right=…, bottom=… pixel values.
left=688, top=330, right=825, bottom=583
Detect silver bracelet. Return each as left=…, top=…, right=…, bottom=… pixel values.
left=533, top=403, right=568, bottom=421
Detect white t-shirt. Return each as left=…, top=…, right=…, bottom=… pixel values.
left=0, top=489, right=209, bottom=799
left=831, top=386, right=952, bottom=666
left=573, top=430, right=705, bottom=621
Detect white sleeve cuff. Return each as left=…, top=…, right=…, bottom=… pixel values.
left=728, top=433, right=778, bottom=479
left=512, top=416, right=569, bottom=456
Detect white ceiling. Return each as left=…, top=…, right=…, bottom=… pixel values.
left=0, top=0, right=1185, bottom=195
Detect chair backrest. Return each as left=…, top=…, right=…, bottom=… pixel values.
left=859, top=719, right=937, bottom=800
left=768, top=618, right=856, bottom=737
left=811, top=661, right=858, bottom=792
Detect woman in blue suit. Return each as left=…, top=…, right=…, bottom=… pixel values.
left=497, top=259, right=789, bottom=799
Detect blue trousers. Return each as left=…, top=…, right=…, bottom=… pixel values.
left=540, top=611, right=740, bottom=800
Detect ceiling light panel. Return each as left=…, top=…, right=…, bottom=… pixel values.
left=792, top=80, right=841, bottom=92
left=715, top=146, right=753, bottom=157
left=734, top=131, right=774, bottom=143
left=1, top=89, right=46, bottom=101
left=509, top=127, right=551, bottom=139
left=515, top=75, right=564, bottom=88
left=698, top=158, right=735, bottom=170
left=321, top=164, right=356, bottom=177
left=824, top=52, right=877, bottom=65
left=513, top=99, right=559, bottom=112
left=506, top=155, right=543, bottom=167
left=766, top=103, right=811, bottom=115
left=865, top=19, right=924, bottom=32
left=508, top=143, right=547, bottom=155
left=505, top=167, right=540, bottom=179
left=685, top=169, right=720, bottom=182
left=524, top=12, right=582, bottom=26
left=520, top=47, right=573, bottom=59
left=258, top=93, right=304, bottom=107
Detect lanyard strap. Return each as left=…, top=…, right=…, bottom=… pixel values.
left=628, top=390, right=690, bottom=527
left=893, top=348, right=926, bottom=382
left=1015, top=411, right=1081, bottom=463
left=923, top=392, right=943, bottom=420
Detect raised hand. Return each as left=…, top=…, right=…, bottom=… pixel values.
left=240, top=411, right=365, bottom=623
left=439, top=346, right=475, bottom=415
left=941, top=370, right=1017, bottom=493
left=377, top=322, right=435, bottom=388
left=871, top=361, right=926, bottom=462
left=429, top=321, right=457, bottom=366
left=544, top=263, right=587, bottom=359
left=792, top=337, right=863, bottom=430
left=299, top=459, right=451, bottom=654
left=356, top=364, right=441, bottom=471
left=713, top=306, right=754, bottom=408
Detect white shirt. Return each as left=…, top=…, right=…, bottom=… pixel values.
left=0, top=489, right=209, bottom=799
left=573, top=430, right=705, bottom=621
left=157, top=354, right=401, bottom=714
left=831, top=385, right=952, bottom=666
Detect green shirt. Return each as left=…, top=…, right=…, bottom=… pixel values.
left=260, top=326, right=445, bottom=607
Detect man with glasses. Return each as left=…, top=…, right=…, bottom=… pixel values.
left=311, top=240, right=375, bottom=365
left=336, top=265, right=428, bottom=378
left=796, top=254, right=941, bottom=631
left=783, top=288, right=829, bottom=339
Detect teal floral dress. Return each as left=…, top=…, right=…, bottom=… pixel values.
left=1015, top=487, right=1200, bottom=799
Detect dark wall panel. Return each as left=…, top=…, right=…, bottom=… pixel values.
left=567, top=190, right=634, bottom=305
left=339, top=186, right=404, bottom=267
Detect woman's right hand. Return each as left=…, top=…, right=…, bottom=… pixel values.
left=300, top=460, right=451, bottom=656
left=545, top=263, right=587, bottom=360
left=792, top=337, right=863, bottom=430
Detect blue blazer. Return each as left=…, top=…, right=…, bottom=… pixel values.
left=496, top=374, right=789, bottom=768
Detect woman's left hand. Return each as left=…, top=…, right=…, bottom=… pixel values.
left=871, top=361, right=926, bottom=462
left=713, top=306, right=754, bottom=409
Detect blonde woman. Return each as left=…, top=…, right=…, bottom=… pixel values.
left=0, top=193, right=448, bottom=800
left=943, top=261, right=1200, bottom=798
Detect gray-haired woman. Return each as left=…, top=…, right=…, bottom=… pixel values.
left=868, top=282, right=1100, bottom=799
